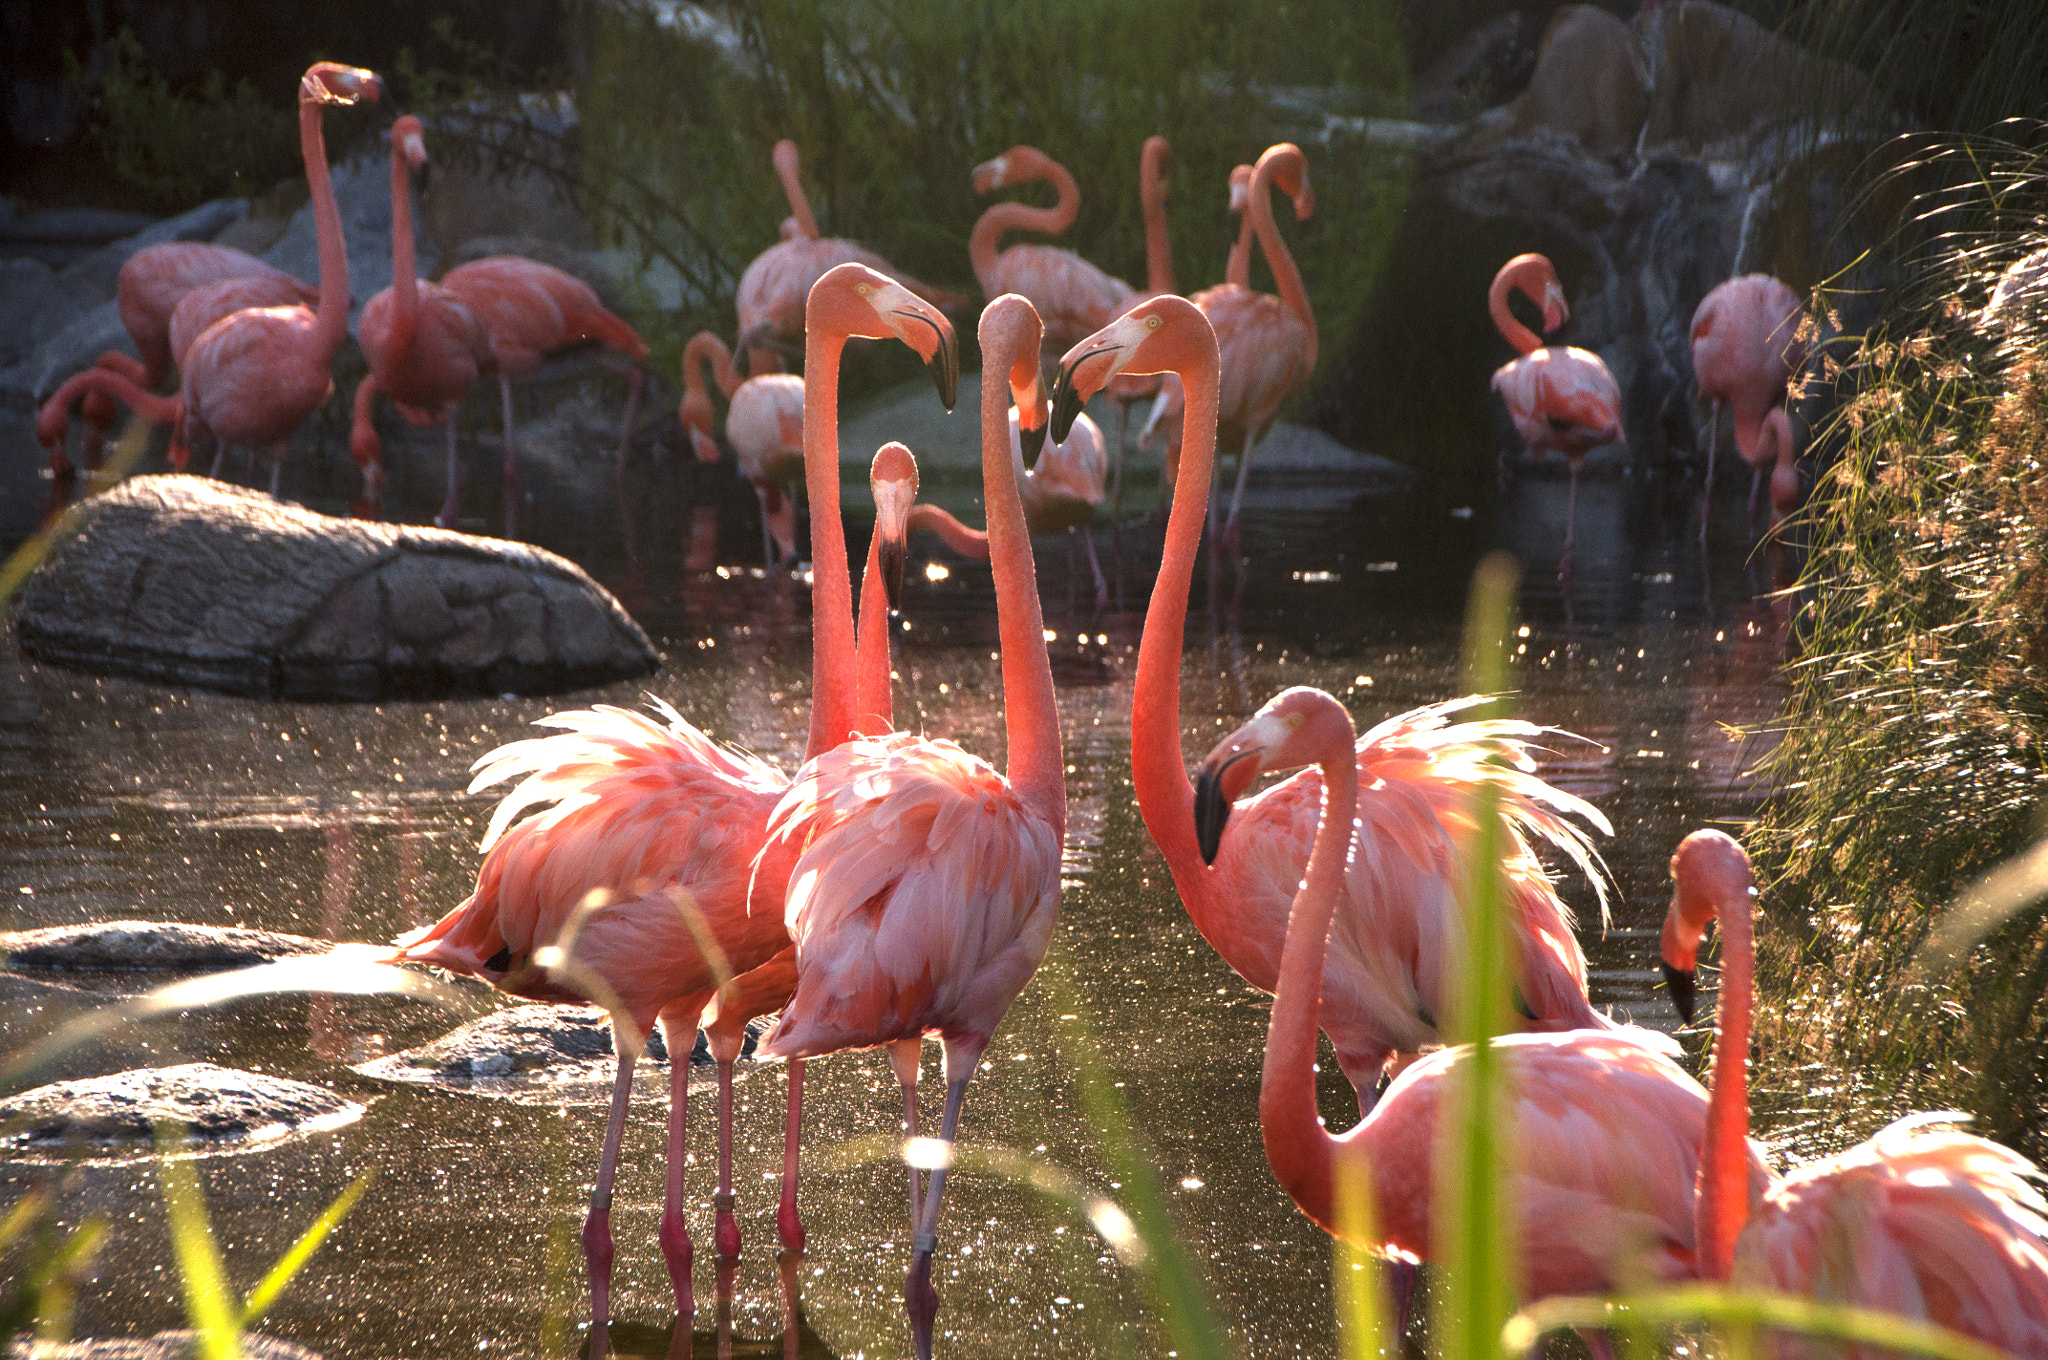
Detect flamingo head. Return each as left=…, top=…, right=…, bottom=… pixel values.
left=1050, top=294, right=1213, bottom=443
left=1227, top=163, right=1253, bottom=215
left=778, top=216, right=803, bottom=242
left=392, top=115, right=428, bottom=171
left=972, top=145, right=1051, bottom=195
left=1662, top=829, right=1755, bottom=1025
left=1007, top=340, right=1050, bottom=468
left=869, top=442, right=918, bottom=610
left=1193, top=687, right=1354, bottom=866
left=1260, top=144, right=1316, bottom=221
left=808, top=263, right=959, bottom=411
left=301, top=63, right=383, bottom=108
left=1141, top=135, right=1172, bottom=203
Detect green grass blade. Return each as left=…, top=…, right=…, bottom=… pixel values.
left=156, top=1134, right=242, bottom=1360
left=237, top=1170, right=375, bottom=1328
left=0, top=1184, right=51, bottom=1250
left=1503, top=1285, right=2016, bottom=1360
left=1332, top=1158, right=1389, bottom=1360
left=31, top=1216, right=108, bottom=1345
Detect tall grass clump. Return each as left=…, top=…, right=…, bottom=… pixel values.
left=1747, top=125, right=2048, bottom=1162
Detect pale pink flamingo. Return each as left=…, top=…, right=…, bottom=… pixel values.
left=436, top=256, right=648, bottom=534
left=1489, top=252, right=1624, bottom=585
left=1052, top=293, right=1613, bottom=1113
left=1222, top=693, right=1770, bottom=1340
left=349, top=115, right=493, bottom=518
left=968, top=145, right=1136, bottom=352
left=906, top=402, right=1110, bottom=606
left=164, top=63, right=382, bottom=499
left=677, top=330, right=803, bottom=566
left=1691, top=273, right=1804, bottom=534
left=1104, top=135, right=1175, bottom=511
left=751, top=291, right=1062, bottom=1360
left=1224, top=162, right=1255, bottom=287
left=735, top=139, right=964, bottom=375
left=1666, top=830, right=2048, bottom=1355
left=1758, top=405, right=1802, bottom=531
left=393, top=266, right=955, bottom=1345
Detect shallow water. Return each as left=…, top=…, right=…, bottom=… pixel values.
left=0, top=436, right=1793, bottom=1359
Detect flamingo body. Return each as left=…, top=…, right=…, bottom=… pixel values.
left=181, top=305, right=340, bottom=453
left=1489, top=345, right=1624, bottom=459
left=725, top=374, right=806, bottom=490
left=115, top=242, right=319, bottom=389
left=976, top=244, right=1134, bottom=350
left=1691, top=273, right=1803, bottom=462
left=1193, top=283, right=1315, bottom=439
left=440, top=257, right=648, bottom=374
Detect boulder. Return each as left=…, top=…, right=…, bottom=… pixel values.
left=2, top=920, right=327, bottom=976
left=0, top=1063, right=365, bottom=1154
left=12, top=475, right=658, bottom=700
left=1635, top=2, right=1872, bottom=155
left=1508, top=6, right=1651, bottom=159
left=25, top=302, right=133, bottom=403
left=0, top=259, right=98, bottom=380
left=6, top=1332, right=322, bottom=1360
left=58, top=199, right=252, bottom=302
left=0, top=206, right=159, bottom=268
left=354, top=1003, right=722, bottom=1091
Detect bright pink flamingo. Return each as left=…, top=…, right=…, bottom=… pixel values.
left=1221, top=693, right=1771, bottom=1340
left=436, top=256, right=648, bottom=535
left=1181, top=141, right=1318, bottom=555
left=165, top=63, right=382, bottom=499
left=1691, top=273, right=1804, bottom=534
left=1490, top=252, right=1624, bottom=585
left=350, top=115, right=493, bottom=518
left=1666, top=830, right=2048, bottom=1354
left=734, top=139, right=964, bottom=375
left=968, top=145, right=1137, bottom=352
left=1052, top=293, right=1613, bottom=1113
left=751, top=292, right=1062, bottom=1360
left=677, top=330, right=804, bottom=566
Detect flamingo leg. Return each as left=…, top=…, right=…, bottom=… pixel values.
left=268, top=443, right=287, bottom=499
left=776, top=1058, right=807, bottom=1253
left=713, top=1055, right=740, bottom=1260
left=655, top=1014, right=697, bottom=1318
left=1559, top=456, right=1579, bottom=591
left=499, top=373, right=519, bottom=538
left=586, top=1039, right=639, bottom=1360
left=905, top=1077, right=968, bottom=1360
left=1110, top=400, right=1128, bottom=518
left=1700, top=401, right=1719, bottom=544
left=757, top=485, right=776, bottom=573
left=889, top=1037, right=924, bottom=1230
left=1082, top=524, right=1107, bottom=610
left=1223, top=423, right=1262, bottom=559
left=208, top=442, right=227, bottom=480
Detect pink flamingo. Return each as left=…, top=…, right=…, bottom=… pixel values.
left=435, top=257, right=648, bottom=535
left=734, top=139, right=963, bottom=375
left=968, top=145, right=1137, bottom=352
left=1667, top=830, right=2048, bottom=1354
left=163, top=63, right=382, bottom=499
left=1052, top=293, right=1613, bottom=1113
left=1224, top=162, right=1256, bottom=287
left=1104, top=135, right=1175, bottom=511
left=677, top=330, right=804, bottom=566
left=1691, top=273, right=1804, bottom=535
left=350, top=116, right=493, bottom=518
left=1221, top=692, right=1771, bottom=1338
left=394, top=265, right=955, bottom=1345
left=1180, top=142, right=1318, bottom=555
left=1757, top=405, right=1802, bottom=531
left=1489, top=253, right=1624, bottom=585
left=751, top=291, right=1062, bottom=1360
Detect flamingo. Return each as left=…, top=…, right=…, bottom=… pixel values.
left=1104, top=136, right=1175, bottom=513
left=349, top=115, right=493, bottom=519
left=677, top=330, right=803, bottom=567
left=1666, top=830, right=2048, bottom=1354
left=1758, top=405, right=1802, bottom=531
left=968, top=145, right=1137, bottom=352
left=750, top=291, right=1062, bottom=1360
left=393, top=265, right=956, bottom=1345
left=906, top=402, right=1110, bottom=606
left=435, top=257, right=648, bottom=535
left=1224, top=162, right=1255, bottom=287
left=1051, top=294, right=1613, bottom=1115
left=1691, top=273, right=1804, bottom=534
left=734, top=139, right=963, bottom=375
left=1489, top=253, right=1624, bottom=586
left=1218, top=690, right=1772, bottom=1339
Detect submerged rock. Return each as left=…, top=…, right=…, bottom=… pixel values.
left=355, top=1003, right=759, bottom=1091
left=1, top=920, right=326, bottom=976
left=12, top=475, right=659, bottom=700
left=5, top=1332, right=322, bottom=1360
left=0, top=1063, right=365, bottom=1155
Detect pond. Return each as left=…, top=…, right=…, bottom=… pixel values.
left=0, top=432, right=1791, bottom=1359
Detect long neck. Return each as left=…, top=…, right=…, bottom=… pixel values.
left=1489, top=267, right=1542, bottom=356
left=969, top=164, right=1080, bottom=290
left=802, top=330, right=856, bottom=760
left=1141, top=151, right=1174, bottom=296
left=1131, top=343, right=1221, bottom=903
left=907, top=503, right=990, bottom=559
left=853, top=528, right=893, bottom=737
left=388, top=140, right=419, bottom=351
left=41, top=368, right=182, bottom=443
left=983, top=333, right=1064, bottom=831
left=684, top=334, right=739, bottom=403
left=775, top=154, right=821, bottom=240
left=302, top=98, right=350, bottom=363
left=1258, top=740, right=1361, bottom=1235
left=1695, top=883, right=1755, bottom=1281
left=1249, top=161, right=1315, bottom=366
left=1226, top=210, right=1253, bottom=289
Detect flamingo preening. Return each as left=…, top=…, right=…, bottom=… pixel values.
left=1666, top=831, right=2048, bottom=1355
left=677, top=330, right=804, bottom=566
left=1488, top=252, right=1624, bottom=586
left=752, top=292, right=1061, bottom=1360
left=1054, top=294, right=1613, bottom=1113
left=1691, top=273, right=1804, bottom=535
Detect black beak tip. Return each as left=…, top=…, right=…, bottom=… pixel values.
left=1019, top=419, right=1048, bottom=469
left=881, top=539, right=906, bottom=612
left=1660, top=960, right=1698, bottom=1025
left=1049, top=372, right=1083, bottom=444
left=928, top=350, right=957, bottom=413
left=1193, top=769, right=1231, bottom=866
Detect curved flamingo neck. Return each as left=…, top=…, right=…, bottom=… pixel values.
left=38, top=369, right=182, bottom=447
left=388, top=135, right=419, bottom=352
left=683, top=333, right=740, bottom=403
left=982, top=313, right=1064, bottom=831
left=1489, top=261, right=1547, bottom=356
left=1140, top=141, right=1174, bottom=297
left=1131, top=330, right=1221, bottom=906
left=969, top=161, right=1081, bottom=292
left=802, top=328, right=856, bottom=760
left=907, top=503, right=990, bottom=559
left=853, top=529, right=893, bottom=738
left=1226, top=209, right=1253, bottom=290
left=774, top=149, right=821, bottom=241
left=1696, top=877, right=1756, bottom=1280
left=302, top=95, right=350, bottom=362
left=1249, top=153, right=1315, bottom=364
left=1258, top=728, right=1361, bottom=1235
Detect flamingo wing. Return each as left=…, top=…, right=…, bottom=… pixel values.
left=727, top=375, right=806, bottom=485
left=984, top=245, right=1135, bottom=349
left=1197, top=285, right=1315, bottom=432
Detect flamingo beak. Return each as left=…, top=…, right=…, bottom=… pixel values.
left=971, top=155, right=1010, bottom=194
left=1543, top=284, right=1570, bottom=334
left=1192, top=747, right=1259, bottom=866
left=1019, top=415, right=1048, bottom=469
left=871, top=476, right=914, bottom=611
left=878, top=283, right=958, bottom=412
left=1660, top=960, right=1698, bottom=1025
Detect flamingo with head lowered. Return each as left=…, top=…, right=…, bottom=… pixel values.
left=1691, top=273, right=1804, bottom=537
left=677, top=330, right=804, bottom=567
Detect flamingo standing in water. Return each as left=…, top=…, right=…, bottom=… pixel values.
left=1052, top=294, right=1612, bottom=1113
left=1665, top=830, right=2048, bottom=1353
left=968, top=145, right=1136, bottom=351
left=735, top=139, right=963, bottom=375
left=1691, top=273, right=1804, bottom=535
left=1104, top=136, right=1175, bottom=512
left=1489, top=253, right=1624, bottom=586
left=1219, top=692, right=1770, bottom=1339
left=677, top=331, right=804, bottom=566
left=1756, top=405, right=1803, bottom=531
left=165, top=63, right=383, bottom=499
left=751, top=292, right=1062, bottom=1360
left=350, top=115, right=493, bottom=518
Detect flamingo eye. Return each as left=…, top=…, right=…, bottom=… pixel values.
left=855, top=283, right=871, bottom=297
left=1145, top=315, right=1161, bottom=330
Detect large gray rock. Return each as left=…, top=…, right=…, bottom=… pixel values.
left=12, top=475, right=658, bottom=700
left=25, top=301, right=132, bottom=402
left=0, top=1063, right=365, bottom=1154
left=59, top=199, right=252, bottom=301
left=355, top=1004, right=687, bottom=1090
left=7, top=1332, right=322, bottom=1360
left=2, top=920, right=326, bottom=976
left=0, top=259, right=98, bottom=379
left=261, top=155, right=435, bottom=335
